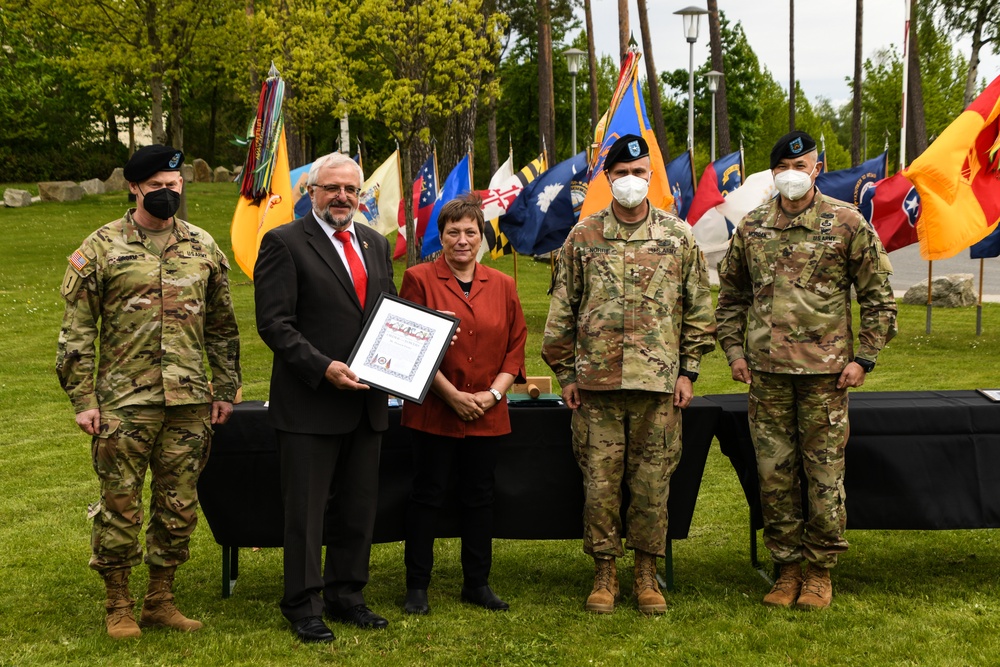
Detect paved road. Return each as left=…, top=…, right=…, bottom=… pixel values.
left=706, top=245, right=1000, bottom=302
left=886, top=244, right=1000, bottom=301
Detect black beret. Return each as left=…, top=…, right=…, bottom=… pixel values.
left=604, top=134, right=649, bottom=170
left=769, top=131, right=816, bottom=169
left=123, top=144, right=184, bottom=183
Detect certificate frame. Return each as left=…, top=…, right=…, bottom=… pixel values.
left=976, top=389, right=1000, bottom=402
left=346, top=292, right=459, bottom=404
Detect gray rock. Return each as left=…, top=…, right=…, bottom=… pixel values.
left=79, top=178, right=105, bottom=196
left=902, top=273, right=977, bottom=307
left=181, top=164, right=195, bottom=182
left=4, top=188, right=33, bottom=207
left=232, top=165, right=243, bottom=176
left=104, top=167, right=128, bottom=192
left=213, top=166, right=232, bottom=183
left=193, top=158, right=212, bottom=183
left=38, top=181, right=83, bottom=202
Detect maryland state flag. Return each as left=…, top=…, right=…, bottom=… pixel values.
left=231, top=67, right=295, bottom=279
left=481, top=153, right=546, bottom=260
left=579, top=45, right=673, bottom=219
left=906, top=74, right=1000, bottom=260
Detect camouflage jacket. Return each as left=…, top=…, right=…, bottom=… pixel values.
left=715, top=191, right=897, bottom=374
left=56, top=210, right=241, bottom=412
left=541, top=204, right=716, bottom=393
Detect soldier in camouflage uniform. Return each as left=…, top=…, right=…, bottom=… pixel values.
left=56, top=145, right=241, bottom=639
left=715, top=131, right=897, bottom=611
left=542, top=134, right=716, bottom=615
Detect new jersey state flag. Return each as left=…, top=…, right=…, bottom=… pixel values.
left=579, top=47, right=673, bottom=219
left=906, top=74, right=1000, bottom=260
left=353, top=150, right=401, bottom=236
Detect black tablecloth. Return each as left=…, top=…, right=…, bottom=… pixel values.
left=199, top=397, right=721, bottom=548
left=709, top=390, right=1000, bottom=530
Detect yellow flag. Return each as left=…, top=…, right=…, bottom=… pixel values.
left=230, top=130, right=295, bottom=279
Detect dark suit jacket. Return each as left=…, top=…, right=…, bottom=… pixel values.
left=254, top=215, right=396, bottom=434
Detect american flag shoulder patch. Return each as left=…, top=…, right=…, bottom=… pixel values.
left=69, top=249, right=89, bottom=272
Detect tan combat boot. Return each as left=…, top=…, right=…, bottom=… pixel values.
left=102, top=568, right=141, bottom=639
left=796, top=564, right=833, bottom=610
left=584, top=557, right=619, bottom=614
left=633, top=551, right=667, bottom=615
left=139, top=566, right=203, bottom=631
left=762, top=562, right=803, bottom=608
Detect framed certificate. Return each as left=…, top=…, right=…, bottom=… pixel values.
left=977, top=389, right=1000, bottom=402
left=347, top=293, right=460, bottom=404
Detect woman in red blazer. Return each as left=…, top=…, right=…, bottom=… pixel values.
left=400, top=193, right=527, bottom=615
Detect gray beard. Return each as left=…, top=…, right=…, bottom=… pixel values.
left=317, top=207, right=354, bottom=229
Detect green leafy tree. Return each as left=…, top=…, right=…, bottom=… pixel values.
left=331, top=0, right=504, bottom=266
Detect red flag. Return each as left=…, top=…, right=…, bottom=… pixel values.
left=393, top=154, right=438, bottom=260
left=860, top=172, right=921, bottom=252
left=905, top=74, right=1000, bottom=259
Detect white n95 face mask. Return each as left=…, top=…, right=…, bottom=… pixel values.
left=610, top=174, right=649, bottom=209
left=773, top=168, right=815, bottom=201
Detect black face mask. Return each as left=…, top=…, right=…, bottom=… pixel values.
left=139, top=186, right=181, bottom=220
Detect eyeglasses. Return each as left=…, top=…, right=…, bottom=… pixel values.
left=312, top=183, right=361, bottom=197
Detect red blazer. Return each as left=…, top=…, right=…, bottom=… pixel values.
left=400, top=256, right=527, bottom=437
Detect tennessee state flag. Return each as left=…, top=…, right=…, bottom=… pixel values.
left=859, top=172, right=921, bottom=252
left=905, top=74, right=1000, bottom=259
left=579, top=46, right=673, bottom=219
left=231, top=130, right=295, bottom=279
left=686, top=151, right=742, bottom=225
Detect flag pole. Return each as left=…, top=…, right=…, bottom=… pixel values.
left=977, top=258, right=984, bottom=336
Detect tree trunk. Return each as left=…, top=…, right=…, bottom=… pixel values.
left=208, top=81, right=219, bottom=165
left=285, top=119, right=305, bottom=168
left=584, top=0, right=599, bottom=136
left=851, top=0, right=863, bottom=166
left=401, top=141, right=417, bottom=268
left=636, top=0, right=669, bottom=160
left=488, top=97, right=499, bottom=175
left=169, top=78, right=184, bottom=150
left=707, top=0, right=730, bottom=156
left=106, top=109, right=119, bottom=147
left=906, top=4, right=928, bottom=161
left=145, top=2, right=166, bottom=144
left=964, top=3, right=985, bottom=107
left=789, top=0, right=795, bottom=131
left=617, top=0, right=629, bottom=64
left=537, top=0, right=555, bottom=159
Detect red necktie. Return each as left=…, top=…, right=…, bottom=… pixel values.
left=333, top=230, right=367, bottom=306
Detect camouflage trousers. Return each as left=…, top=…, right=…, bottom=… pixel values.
left=88, top=404, right=212, bottom=573
left=571, top=389, right=682, bottom=558
left=749, top=372, right=849, bottom=568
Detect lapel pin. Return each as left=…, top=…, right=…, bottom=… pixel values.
left=363, top=241, right=369, bottom=249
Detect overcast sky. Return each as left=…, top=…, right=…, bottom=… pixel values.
left=577, top=1, right=1000, bottom=107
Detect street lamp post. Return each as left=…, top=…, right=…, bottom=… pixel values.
left=563, top=48, right=586, bottom=156
left=674, top=6, right=708, bottom=152
left=704, top=70, right=722, bottom=161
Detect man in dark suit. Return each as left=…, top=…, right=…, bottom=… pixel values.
left=254, top=152, right=395, bottom=643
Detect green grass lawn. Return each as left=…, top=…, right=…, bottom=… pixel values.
left=2, top=183, right=1000, bottom=666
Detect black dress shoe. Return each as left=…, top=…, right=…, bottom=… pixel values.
left=461, top=585, right=509, bottom=611
left=326, top=604, right=389, bottom=629
left=403, top=589, right=430, bottom=615
left=291, top=616, right=335, bottom=643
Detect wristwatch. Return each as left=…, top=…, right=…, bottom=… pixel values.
left=854, top=357, right=876, bottom=373
left=488, top=387, right=504, bottom=403
left=678, top=369, right=699, bottom=382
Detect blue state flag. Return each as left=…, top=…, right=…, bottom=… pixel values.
left=499, top=152, right=589, bottom=256
left=816, top=152, right=887, bottom=207
left=666, top=151, right=696, bottom=220
left=421, top=155, right=471, bottom=257
left=971, top=224, right=1000, bottom=259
